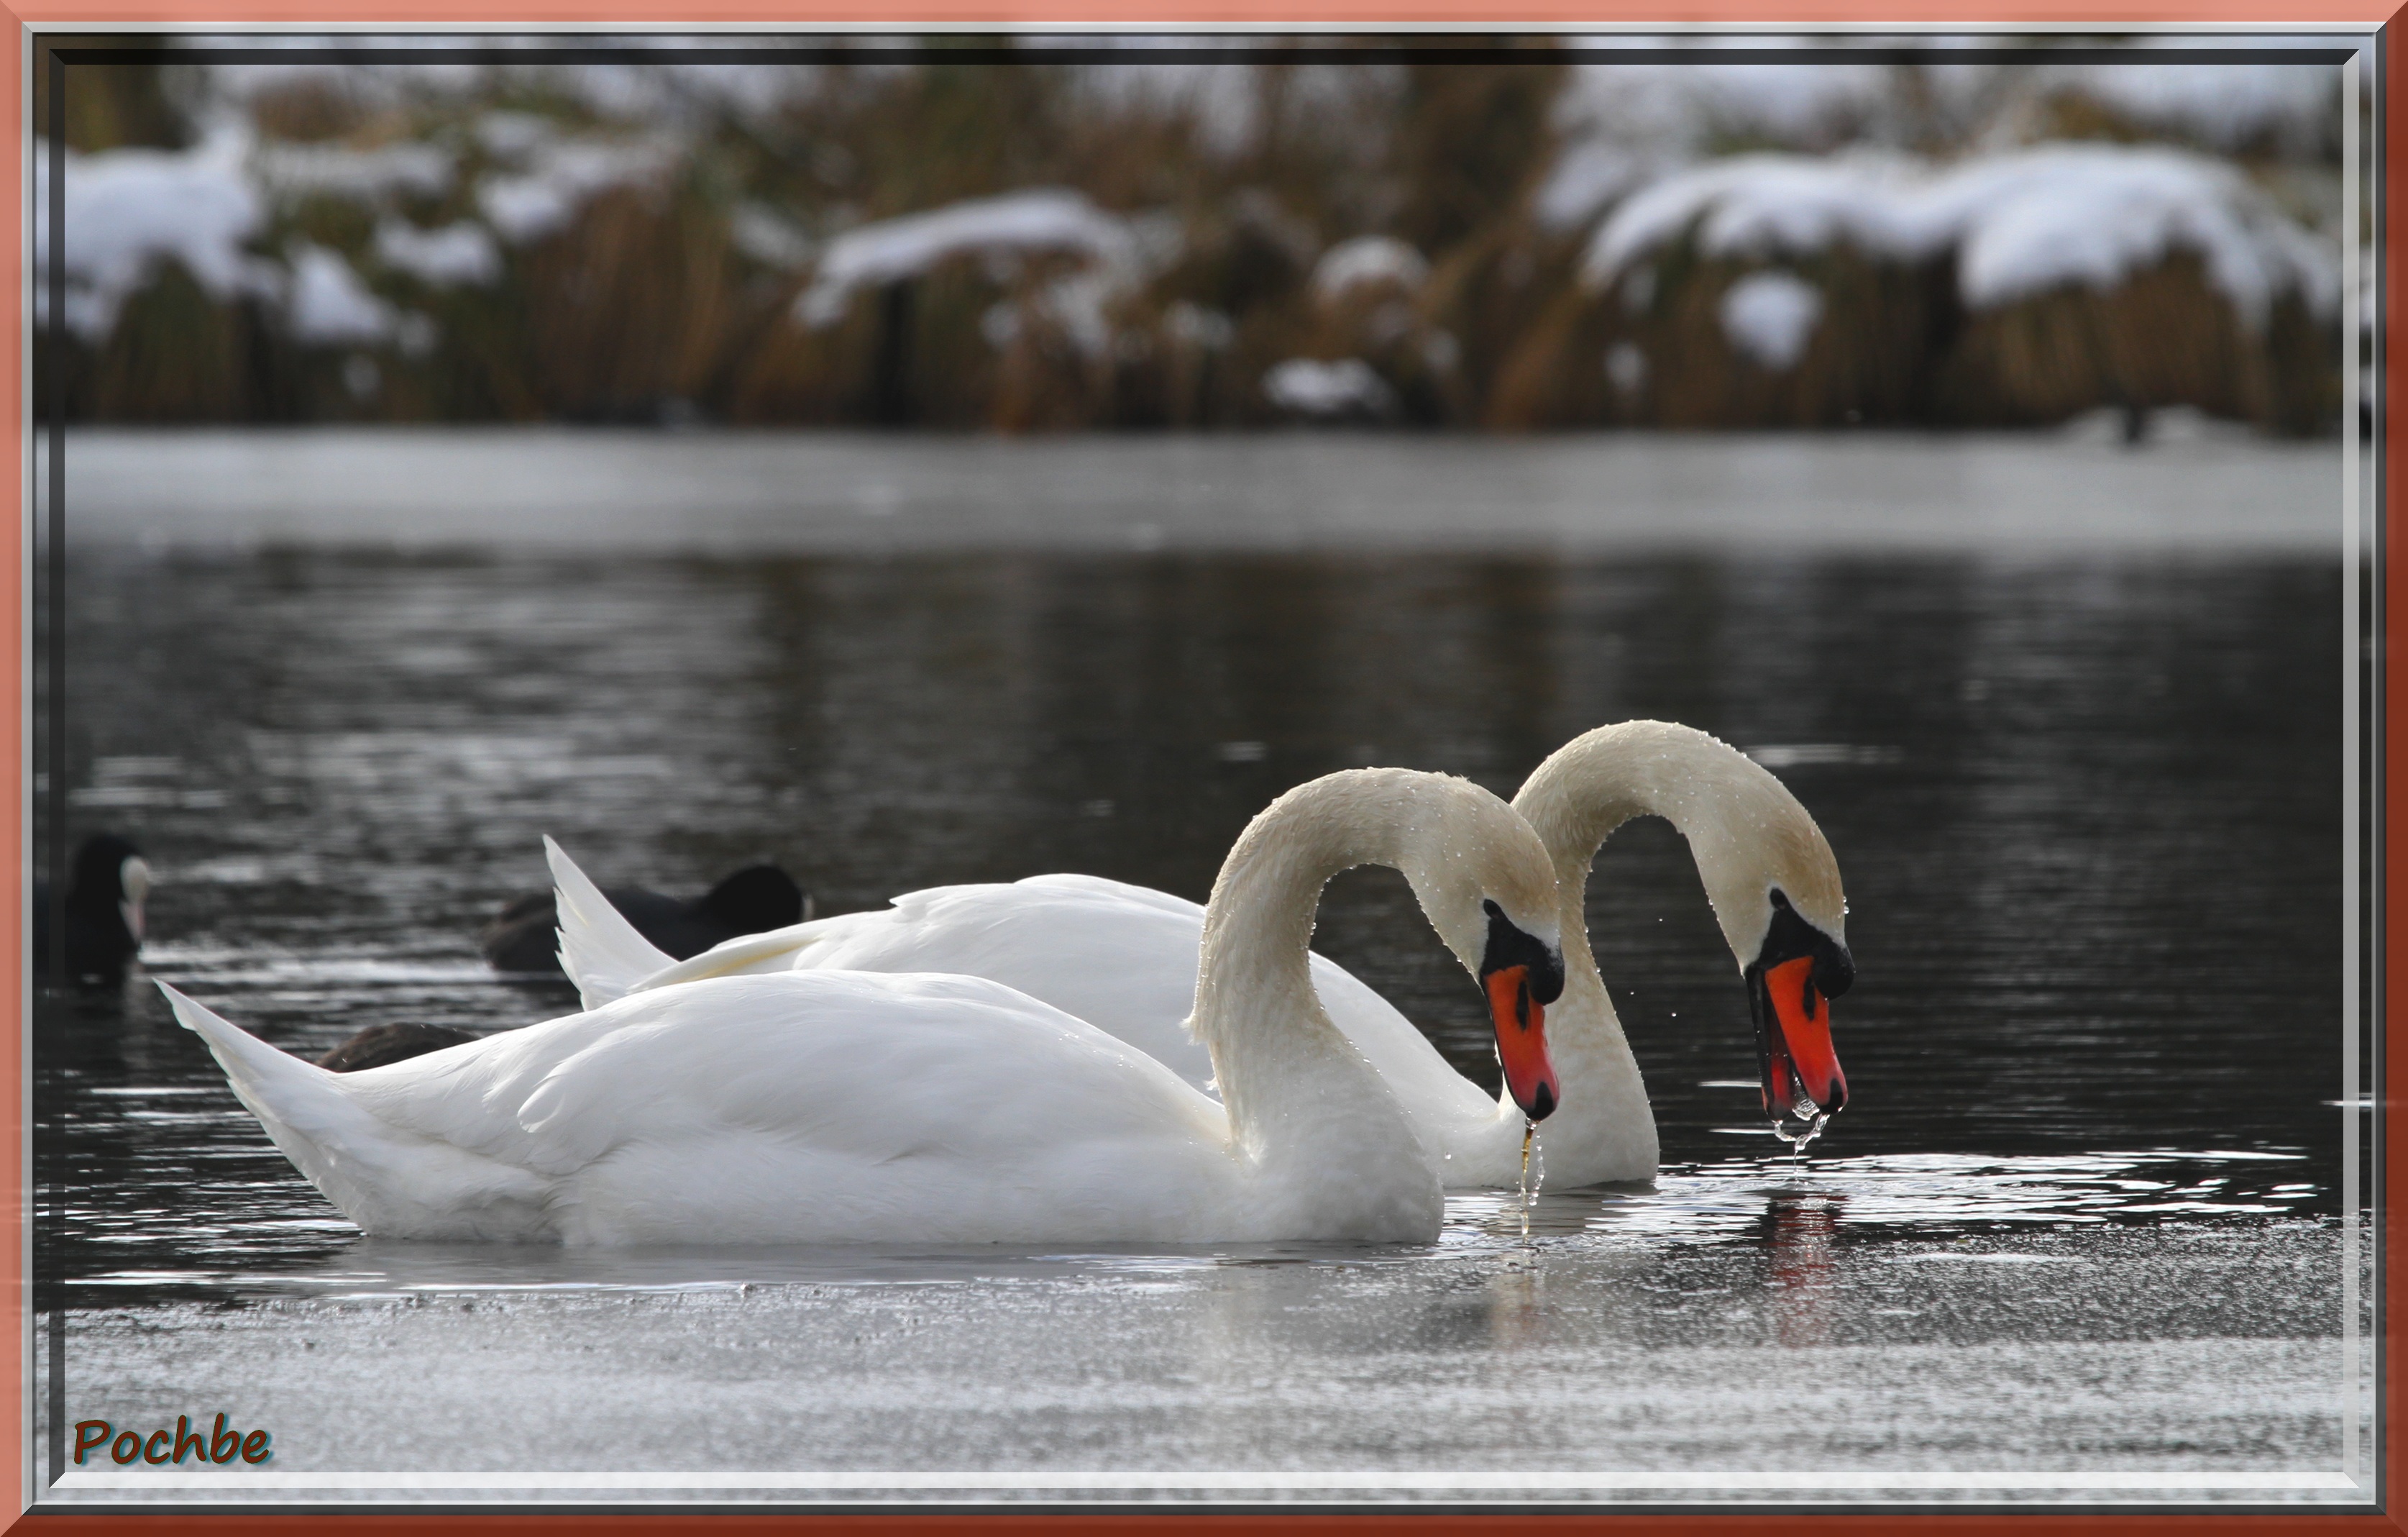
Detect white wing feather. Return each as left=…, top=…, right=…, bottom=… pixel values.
left=544, top=836, right=675, bottom=1010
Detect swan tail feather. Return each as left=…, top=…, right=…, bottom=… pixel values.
left=546, top=835, right=676, bottom=1010
left=160, top=981, right=401, bottom=1214
left=160, top=982, right=553, bottom=1239
left=160, top=981, right=351, bottom=1132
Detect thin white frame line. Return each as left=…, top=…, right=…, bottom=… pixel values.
left=13, top=20, right=30, bottom=1522
left=9, top=22, right=2393, bottom=34
left=2342, top=36, right=2364, bottom=1488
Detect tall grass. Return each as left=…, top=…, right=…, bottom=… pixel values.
left=52, top=46, right=2348, bottom=434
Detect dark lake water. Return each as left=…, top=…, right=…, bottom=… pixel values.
left=29, top=431, right=2368, bottom=1502
left=41, top=534, right=2353, bottom=1289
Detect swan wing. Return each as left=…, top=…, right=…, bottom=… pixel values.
left=1306, top=955, right=1512, bottom=1158
left=1008, top=871, right=1207, bottom=919
left=511, top=973, right=1237, bottom=1237
left=761, top=877, right=1493, bottom=1141
left=545, top=836, right=675, bottom=1010
left=573, top=876, right=1219, bottom=1089
left=779, top=880, right=1217, bottom=1089
left=173, top=972, right=1245, bottom=1245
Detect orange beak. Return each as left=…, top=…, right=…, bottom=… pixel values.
left=1755, top=954, right=1846, bottom=1121
left=1484, top=964, right=1560, bottom=1121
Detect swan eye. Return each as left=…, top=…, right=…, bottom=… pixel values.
left=1814, top=948, right=1855, bottom=1000
left=1479, top=900, right=1564, bottom=1005
left=1755, top=890, right=1854, bottom=1000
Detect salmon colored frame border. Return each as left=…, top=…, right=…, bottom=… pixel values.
left=0, top=12, right=2397, bottom=1536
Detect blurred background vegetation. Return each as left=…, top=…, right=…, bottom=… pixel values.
left=41, top=39, right=2358, bottom=434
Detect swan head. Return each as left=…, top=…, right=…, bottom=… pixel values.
left=1208, top=767, right=1569, bottom=1123
left=1374, top=774, right=1566, bottom=1123
left=1478, top=898, right=1565, bottom=1121
left=1693, top=777, right=1849, bottom=1128
left=1746, top=888, right=1853, bottom=1126
left=118, top=854, right=152, bottom=946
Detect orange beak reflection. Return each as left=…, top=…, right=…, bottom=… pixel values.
left=1757, top=954, right=1846, bottom=1121
left=1484, top=964, right=1560, bottom=1121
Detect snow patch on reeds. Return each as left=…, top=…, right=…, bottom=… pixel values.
left=1719, top=273, right=1823, bottom=371
left=1584, top=145, right=2338, bottom=332
left=252, top=140, right=453, bottom=202
left=795, top=189, right=1137, bottom=329
left=286, top=242, right=398, bottom=345
left=1312, top=236, right=1429, bottom=302
left=45, top=127, right=270, bottom=340
left=477, top=137, right=678, bottom=245
left=1263, top=357, right=1394, bottom=419
left=374, top=219, right=502, bottom=288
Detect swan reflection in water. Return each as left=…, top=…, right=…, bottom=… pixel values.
left=1760, top=1185, right=1845, bottom=1349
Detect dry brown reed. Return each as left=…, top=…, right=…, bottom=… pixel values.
left=50, top=50, right=2347, bottom=435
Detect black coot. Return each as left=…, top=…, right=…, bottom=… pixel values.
left=35, top=834, right=150, bottom=990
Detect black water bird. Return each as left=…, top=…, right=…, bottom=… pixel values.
left=35, top=834, right=151, bottom=990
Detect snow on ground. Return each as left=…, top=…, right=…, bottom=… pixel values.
left=48, top=54, right=2347, bottom=380
left=795, top=188, right=1137, bottom=327
left=1063, top=54, right=1265, bottom=160
left=1552, top=56, right=1900, bottom=168
left=2048, top=59, right=2339, bottom=155
left=1549, top=51, right=2338, bottom=180
left=1584, top=144, right=2338, bottom=329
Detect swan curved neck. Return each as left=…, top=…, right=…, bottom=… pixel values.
left=1519, top=724, right=1695, bottom=932
left=1192, top=774, right=1439, bottom=1159
left=1513, top=720, right=1818, bottom=971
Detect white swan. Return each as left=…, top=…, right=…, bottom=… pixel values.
left=162, top=770, right=1566, bottom=1246
left=560, top=721, right=1849, bottom=1190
